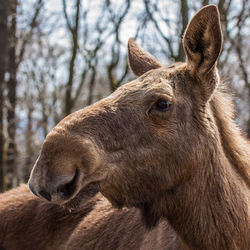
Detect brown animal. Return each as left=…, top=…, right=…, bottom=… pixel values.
left=0, top=184, right=98, bottom=250
left=0, top=185, right=188, bottom=250
left=29, top=5, right=250, bottom=250
left=65, top=194, right=188, bottom=250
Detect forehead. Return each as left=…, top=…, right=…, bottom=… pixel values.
left=111, top=62, right=186, bottom=99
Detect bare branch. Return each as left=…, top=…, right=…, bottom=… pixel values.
left=176, top=0, right=188, bottom=62
left=17, top=0, right=44, bottom=67
left=144, top=0, right=175, bottom=60
left=62, top=0, right=73, bottom=33
left=64, top=0, right=81, bottom=116
left=106, top=0, right=131, bottom=91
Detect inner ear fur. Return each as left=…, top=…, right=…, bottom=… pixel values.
left=128, top=38, right=162, bottom=76
left=183, top=5, right=222, bottom=79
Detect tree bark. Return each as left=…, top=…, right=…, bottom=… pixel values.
left=0, top=0, right=8, bottom=192
left=87, top=65, right=97, bottom=105
left=202, top=0, right=209, bottom=5
left=24, top=100, right=34, bottom=182
left=63, top=0, right=81, bottom=116
left=176, top=0, right=188, bottom=62
left=6, top=0, right=18, bottom=189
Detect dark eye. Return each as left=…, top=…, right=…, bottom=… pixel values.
left=155, top=99, right=172, bottom=111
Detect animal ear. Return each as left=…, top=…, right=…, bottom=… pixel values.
left=128, top=38, right=162, bottom=76
left=183, top=5, right=222, bottom=82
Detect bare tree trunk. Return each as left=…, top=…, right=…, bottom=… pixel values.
left=202, top=0, right=209, bottom=5
left=24, top=101, right=34, bottom=182
left=41, top=105, right=49, bottom=139
left=63, top=0, right=81, bottom=116
left=247, top=118, right=250, bottom=139
left=0, top=0, right=8, bottom=192
left=176, top=0, right=188, bottom=62
left=6, top=0, right=18, bottom=189
left=87, top=65, right=97, bottom=105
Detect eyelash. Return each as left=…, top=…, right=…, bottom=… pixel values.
left=155, top=99, right=172, bottom=111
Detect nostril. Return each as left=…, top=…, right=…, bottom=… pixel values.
left=57, top=180, right=75, bottom=199
left=57, top=185, right=68, bottom=196
left=56, top=169, right=78, bottom=199
left=38, top=190, right=52, bottom=201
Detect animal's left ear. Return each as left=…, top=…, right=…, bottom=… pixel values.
left=183, top=5, right=222, bottom=84
left=128, top=38, right=162, bottom=76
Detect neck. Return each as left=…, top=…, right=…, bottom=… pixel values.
left=160, top=93, right=250, bottom=249
left=163, top=153, right=249, bottom=249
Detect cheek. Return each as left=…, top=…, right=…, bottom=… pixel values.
left=148, top=106, right=174, bottom=125
left=175, top=97, right=193, bottom=124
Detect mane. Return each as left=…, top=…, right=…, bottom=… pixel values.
left=211, top=81, right=250, bottom=187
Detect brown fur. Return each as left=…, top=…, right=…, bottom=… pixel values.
left=66, top=194, right=188, bottom=250
left=0, top=186, right=189, bottom=250
left=128, top=37, right=162, bottom=76
left=0, top=184, right=97, bottom=250
left=29, top=5, right=250, bottom=249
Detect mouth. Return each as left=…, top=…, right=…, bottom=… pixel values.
left=61, top=179, right=101, bottom=210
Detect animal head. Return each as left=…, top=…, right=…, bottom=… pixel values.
left=29, top=5, right=223, bottom=221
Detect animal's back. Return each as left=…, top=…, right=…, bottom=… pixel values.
left=66, top=195, right=188, bottom=250
left=0, top=184, right=95, bottom=250
left=0, top=185, right=188, bottom=249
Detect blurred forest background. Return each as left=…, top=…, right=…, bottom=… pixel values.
left=0, top=0, right=249, bottom=192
